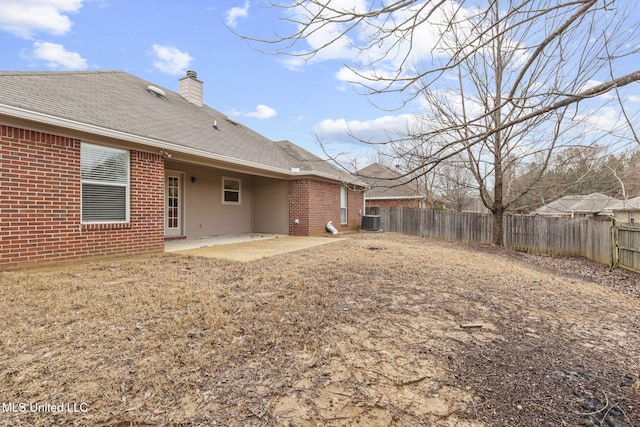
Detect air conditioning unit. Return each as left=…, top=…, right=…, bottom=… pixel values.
left=361, top=215, right=381, bottom=231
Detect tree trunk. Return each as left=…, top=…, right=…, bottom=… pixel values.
left=491, top=2, right=505, bottom=247
left=492, top=207, right=505, bottom=246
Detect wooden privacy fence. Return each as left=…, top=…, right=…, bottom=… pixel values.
left=369, top=207, right=640, bottom=269
left=615, top=226, right=640, bottom=273
left=376, top=207, right=493, bottom=244
left=503, top=215, right=613, bottom=265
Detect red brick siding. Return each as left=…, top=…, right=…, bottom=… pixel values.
left=288, top=179, right=310, bottom=236
left=289, top=179, right=363, bottom=236
left=346, top=185, right=364, bottom=231
left=0, top=124, right=164, bottom=269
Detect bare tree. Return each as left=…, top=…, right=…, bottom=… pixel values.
left=392, top=140, right=476, bottom=211
left=509, top=146, right=640, bottom=211
left=434, top=158, right=477, bottom=211
left=241, top=0, right=640, bottom=245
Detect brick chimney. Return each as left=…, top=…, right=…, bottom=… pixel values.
left=179, top=70, right=203, bottom=107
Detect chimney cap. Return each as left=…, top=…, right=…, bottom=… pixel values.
left=186, top=70, right=198, bottom=80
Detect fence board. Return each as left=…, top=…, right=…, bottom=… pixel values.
left=375, top=208, right=616, bottom=266
left=617, top=226, right=640, bottom=272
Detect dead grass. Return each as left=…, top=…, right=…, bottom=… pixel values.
left=0, top=233, right=638, bottom=426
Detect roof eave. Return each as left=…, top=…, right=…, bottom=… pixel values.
left=0, top=103, right=355, bottom=182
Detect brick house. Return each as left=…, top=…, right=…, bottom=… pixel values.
left=0, top=70, right=364, bottom=268
left=357, top=163, right=427, bottom=211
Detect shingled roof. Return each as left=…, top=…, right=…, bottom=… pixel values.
left=0, top=70, right=362, bottom=185
left=605, top=196, right=640, bottom=212
left=534, top=193, right=618, bottom=216
left=357, top=163, right=425, bottom=199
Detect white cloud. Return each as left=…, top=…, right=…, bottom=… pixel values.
left=334, top=65, right=401, bottom=90
left=574, top=106, right=627, bottom=136
left=280, top=26, right=359, bottom=71
left=152, top=44, right=193, bottom=75
left=581, top=79, right=603, bottom=92
left=225, top=1, right=249, bottom=28
left=245, top=104, right=277, bottom=119
left=279, top=1, right=373, bottom=71
left=225, top=104, right=277, bottom=121
left=30, top=41, right=87, bottom=69
left=0, top=0, right=84, bottom=39
left=281, top=0, right=457, bottom=77
left=311, top=113, right=405, bottom=166
left=314, top=114, right=416, bottom=143
left=580, top=79, right=614, bottom=99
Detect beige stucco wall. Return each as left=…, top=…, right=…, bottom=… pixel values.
left=253, top=177, right=289, bottom=234
left=613, top=211, right=637, bottom=224
left=166, top=162, right=252, bottom=237
left=165, top=162, right=290, bottom=237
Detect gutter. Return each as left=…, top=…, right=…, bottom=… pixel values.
left=0, top=103, right=362, bottom=185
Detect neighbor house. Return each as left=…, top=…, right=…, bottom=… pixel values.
left=357, top=163, right=427, bottom=212
left=533, top=193, right=618, bottom=218
left=605, top=196, right=640, bottom=225
left=0, top=70, right=365, bottom=268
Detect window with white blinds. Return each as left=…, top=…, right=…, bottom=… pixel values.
left=81, top=143, right=130, bottom=222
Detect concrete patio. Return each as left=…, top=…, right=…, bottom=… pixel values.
left=165, top=233, right=288, bottom=252
left=165, top=233, right=345, bottom=262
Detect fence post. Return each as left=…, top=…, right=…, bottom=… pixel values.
left=611, top=221, right=619, bottom=268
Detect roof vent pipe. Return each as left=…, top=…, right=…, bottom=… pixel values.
left=179, top=70, right=204, bottom=107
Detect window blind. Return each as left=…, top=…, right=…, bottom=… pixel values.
left=81, top=143, right=129, bottom=222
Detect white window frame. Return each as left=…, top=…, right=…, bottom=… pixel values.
left=221, top=176, right=241, bottom=205
left=340, top=186, right=348, bottom=224
left=80, top=142, right=130, bottom=223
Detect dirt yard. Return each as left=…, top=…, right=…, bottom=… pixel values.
left=0, top=233, right=638, bottom=426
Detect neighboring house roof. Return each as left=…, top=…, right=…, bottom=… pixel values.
left=357, top=163, right=425, bottom=200
left=534, top=193, right=618, bottom=216
left=605, top=196, right=640, bottom=212
left=0, top=70, right=361, bottom=185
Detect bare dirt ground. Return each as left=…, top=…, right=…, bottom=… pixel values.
left=0, top=233, right=638, bottom=426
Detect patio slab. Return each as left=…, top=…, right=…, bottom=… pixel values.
left=167, top=234, right=345, bottom=262
left=165, top=233, right=288, bottom=252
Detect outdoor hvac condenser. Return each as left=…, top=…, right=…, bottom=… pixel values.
left=361, top=215, right=381, bottom=231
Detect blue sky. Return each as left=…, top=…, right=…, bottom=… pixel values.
left=1, top=0, right=639, bottom=169
left=0, top=0, right=390, bottom=161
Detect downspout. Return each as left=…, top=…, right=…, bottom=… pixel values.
left=363, top=191, right=366, bottom=216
